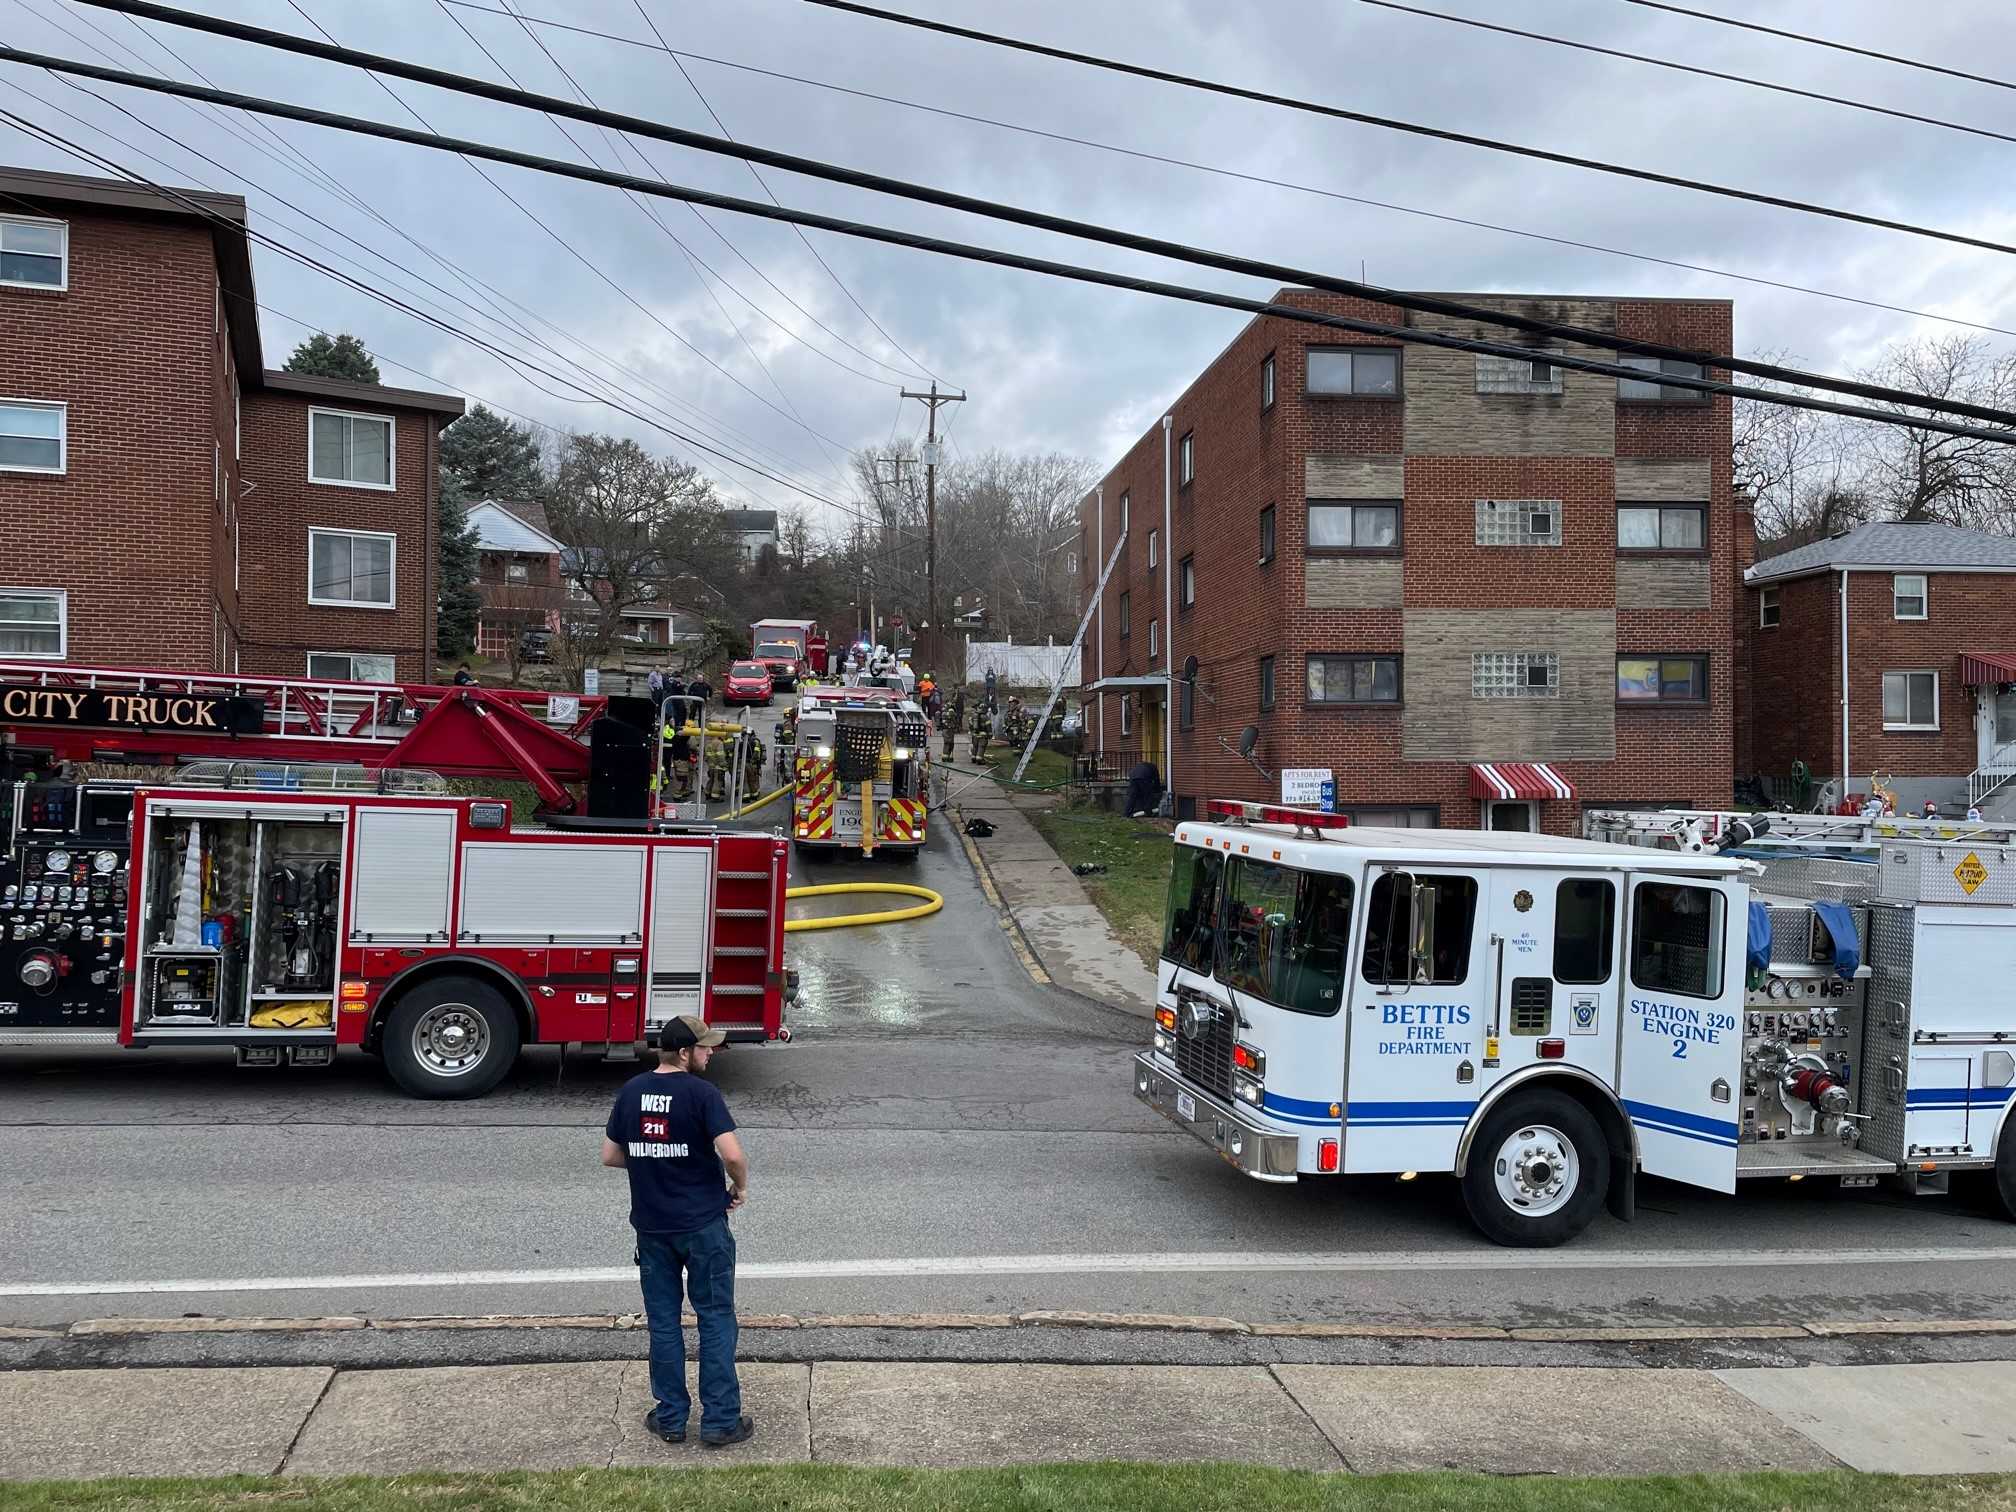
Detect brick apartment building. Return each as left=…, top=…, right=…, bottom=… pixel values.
left=1744, top=521, right=2016, bottom=816
left=0, top=166, right=462, bottom=685
left=1077, top=288, right=1741, bottom=832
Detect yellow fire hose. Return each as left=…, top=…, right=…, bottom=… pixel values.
left=783, top=882, right=943, bottom=931
left=724, top=784, right=792, bottom=819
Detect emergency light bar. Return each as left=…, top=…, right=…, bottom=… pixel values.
left=1205, top=799, right=1351, bottom=832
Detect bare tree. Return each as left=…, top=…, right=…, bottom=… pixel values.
left=1850, top=335, right=2016, bottom=531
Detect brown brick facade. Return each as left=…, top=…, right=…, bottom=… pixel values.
left=1080, top=288, right=1736, bottom=832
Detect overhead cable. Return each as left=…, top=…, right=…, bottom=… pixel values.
left=1622, top=1, right=2016, bottom=95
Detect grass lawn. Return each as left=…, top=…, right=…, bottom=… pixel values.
left=1031, top=800, right=1173, bottom=969
left=3, top=1466, right=2012, bottom=1512
left=978, top=744, right=1077, bottom=790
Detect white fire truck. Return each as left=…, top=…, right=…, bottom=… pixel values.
left=788, top=681, right=930, bottom=860
left=0, top=662, right=793, bottom=1098
left=1133, top=799, right=2016, bottom=1246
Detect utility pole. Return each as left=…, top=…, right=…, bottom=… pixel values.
left=900, top=381, right=965, bottom=671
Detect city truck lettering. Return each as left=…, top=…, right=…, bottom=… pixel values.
left=1374, top=1002, right=1473, bottom=1055
left=0, top=688, right=262, bottom=733
left=1630, top=997, right=1734, bottom=1060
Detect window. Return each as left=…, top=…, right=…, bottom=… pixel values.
left=309, top=528, right=396, bottom=608
left=1554, top=879, right=1616, bottom=986
left=506, top=560, right=530, bottom=583
left=1067, top=551, right=1078, bottom=575
left=1220, top=858, right=1355, bottom=1015
left=1179, top=430, right=1194, bottom=486
left=306, top=652, right=397, bottom=683
left=1179, top=673, right=1193, bottom=731
left=1630, top=881, right=1726, bottom=999
left=1307, top=346, right=1400, bottom=396
left=1339, top=805, right=1437, bottom=827
left=1258, top=654, right=1275, bottom=711
left=1148, top=528, right=1159, bottom=569
left=1161, top=844, right=1223, bottom=973
left=1475, top=352, right=1564, bottom=395
left=0, top=400, right=65, bottom=473
left=0, top=589, right=65, bottom=657
left=308, top=408, right=394, bottom=489
left=1473, top=652, right=1558, bottom=698
left=214, top=442, right=221, bottom=506
left=1117, top=591, right=1130, bottom=638
left=1308, top=500, right=1401, bottom=552
left=1179, top=555, right=1195, bottom=608
left=1258, top=504, right=1276, bottom=565
left=1362, top=872, right=1479, bottom=985
left=1475, top=498, right=1561, bottom=547
left=1617, top=654, right=1706, bottom=704
left=1308, top=654, right=1400, bottom=704
left=1119, top=694, right=1131, bottom=736
left=1119, top=491, right=1130, bottom=536
left=0, top=215, right=66, bottom=289
left=1149, top=618, right=1159, bottom=660
left=1882, top=670, right=1938, bottom=731
left=1260, top=352, right=1276, bottom=411
left=1617, top=504, right=1706, bottom=551
left=1893, top=573, right=1928, bottom=620
left=1617, top=356, right=1707, bottom=402
left=1760, top=587, right=1780, bottom=628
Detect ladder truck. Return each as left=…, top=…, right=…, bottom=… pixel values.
left=1129, top=798, right=2016, bottom=1246
left=0, top=661, right=793, bottom=1098
left=787, top=681, right=929, bottom=861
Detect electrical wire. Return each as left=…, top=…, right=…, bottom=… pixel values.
left=439, top=0, right=2016, bottom=346
left=6, top=63, right=2008, bottom=443
left=784, top=0, right=2016, bottom=262
left=21, top=15, right=2016, bottom=429
left=1621, top=1, right=2016, bottom=95
left=1357, top=0, right=2016, bottom=148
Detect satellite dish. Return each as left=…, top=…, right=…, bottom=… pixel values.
left=1239, top=725, right=1260, bottom=757
left=1182, top=654, right=1200, bottom=684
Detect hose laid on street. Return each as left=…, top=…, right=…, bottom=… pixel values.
left=783, top=882, right=943, bottom=931
left=724, top=784, right=792, bottom=819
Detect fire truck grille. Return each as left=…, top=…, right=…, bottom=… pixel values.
left=835, top=722, right=885, bottom=782
left=1173, top=995, right=1234, bottom=1102
left=896, top=716, right=927, bottom=748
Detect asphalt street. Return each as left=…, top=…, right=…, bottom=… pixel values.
left=7, top=721, right=2016, bottom=1338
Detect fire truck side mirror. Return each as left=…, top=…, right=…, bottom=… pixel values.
left=1408, top=880, right=1438, bottom=985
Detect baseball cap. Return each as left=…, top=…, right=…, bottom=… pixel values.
left=657, top=1013, right=727, bottom=1051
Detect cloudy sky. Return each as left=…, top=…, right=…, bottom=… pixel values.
left=7, top=0, right=2015, bottom=532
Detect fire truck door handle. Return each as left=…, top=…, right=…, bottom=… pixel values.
left=536, top=985, right=555, bottom=998
left=1488, top=933, right=1505, bottom=1040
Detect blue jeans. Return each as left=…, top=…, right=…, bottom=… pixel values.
left=637, top=1219, right=741, bottom=1436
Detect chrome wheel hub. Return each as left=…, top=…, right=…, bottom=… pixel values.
left=414, top=1003, right=488, bottom=1076
left=1492, top=1123, right=1579, bottom=1218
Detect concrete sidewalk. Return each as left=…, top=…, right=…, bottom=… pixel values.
left=952, top=780, right=1156, bottom=1013
left=4, top=1355, right=2015, bottom=1480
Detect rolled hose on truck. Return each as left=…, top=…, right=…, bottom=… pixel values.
left=719, top=786, right=944, bottom=929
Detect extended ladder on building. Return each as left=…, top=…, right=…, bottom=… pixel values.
left=1010, top=530, right=1128, bottom=786
left=0, top=660, right=608, bottom=813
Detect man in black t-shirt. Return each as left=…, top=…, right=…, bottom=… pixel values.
left=602, top=1014, right=753, bottom=1447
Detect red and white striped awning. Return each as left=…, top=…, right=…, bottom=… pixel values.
left=1961, top=652, right=2016, bottom=686
left=1469, top=762, right=1576, bottom=801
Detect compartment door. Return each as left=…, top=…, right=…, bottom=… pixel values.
left=1618, top=875, right=1745, bottom=1193
left=647, top=847, right=712, bottom=1030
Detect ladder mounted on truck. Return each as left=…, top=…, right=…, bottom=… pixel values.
left=0, top=661, right=608, bottom=814
left=1584, top=806, right=2016, bottom=853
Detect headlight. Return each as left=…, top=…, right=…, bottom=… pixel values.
left=1153, top=1031, right=1172, bottom=1054
left=815, top=744, right=834, bottom=759
left=1234, top=1076, right=1263, bottom=1106
left=893, top=746, right=913, bottom=760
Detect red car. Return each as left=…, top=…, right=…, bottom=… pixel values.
left=724, top=661, right=775, bottom=706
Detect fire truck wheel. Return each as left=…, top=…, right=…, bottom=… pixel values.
left=1993, top=1114, right=2016, bottom=1222
left=1459, top=1090, right=1609, bottom=1248
left=382, top=977, right=521, bottom=1100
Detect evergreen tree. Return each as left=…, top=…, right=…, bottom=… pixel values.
left=436, top=488, right=483, bottom=660
left=283, top=332, right=380, bottom=383
left=439, top=404, right=545, bottom=501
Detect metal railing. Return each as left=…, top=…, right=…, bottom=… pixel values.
left=1971, top=741, right=2016, bottom=808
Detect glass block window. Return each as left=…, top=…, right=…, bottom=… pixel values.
left=1475, top=499, right=1561, bottom=546
left=1475, top=352, right=1564, bottom=395
left=1473, top=651, right=1559, bottom=698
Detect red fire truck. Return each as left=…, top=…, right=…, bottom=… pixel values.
left=0, top=662, right=792, bottom=1098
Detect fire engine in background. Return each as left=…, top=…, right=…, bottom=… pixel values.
left=0, top=661, right=793, bottom=1098
left=1133, top=799, right=2016, bottom=1246
left=749, top=618, right=820, bottom=689
left=789, top=681, right=929, bottom=862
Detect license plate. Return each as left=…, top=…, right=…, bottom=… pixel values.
left=1176, top=1091, right=1197, bottom=1121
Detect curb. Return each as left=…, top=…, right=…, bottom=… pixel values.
left=952, top=805, right=1054, bottom=988
left=37, top=1311, right=2016, bottom=1342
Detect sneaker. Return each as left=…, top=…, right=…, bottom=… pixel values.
left=644, top=1409, right=686, bottom=1444
left=701, top=1415, right=755, bottom=1448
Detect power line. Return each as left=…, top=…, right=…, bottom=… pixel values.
left=32, top=9, right=2016, bottom=429
left=784, top=0, right=2016, bottom=262
left=5, top=57, right=2010, bottom=446
left=1622, top=1, right=2016, bottom=95
left=1357, top=0, right=2016, bottom=148
left=440, top=0, right=2016, bottom=347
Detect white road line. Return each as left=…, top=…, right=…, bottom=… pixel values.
left=6, top=1244, right=2016, bottom=1298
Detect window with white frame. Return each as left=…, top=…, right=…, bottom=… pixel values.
left=1617, top=356, right=1707, bottom=403
left=1149, top=618, right=1160, bottom=660
left=1882, top=670, right=1938, bottom=730
left=1260, top=352, right=1276, bottom=410
left=0, top=400, right=65, bottom=473
left=1475, top=498, right=1561, bottom=547
left=1760, top=587, right=1780, bottom=628
left=308, top=407, right=394, bottom=489
left=0, top=216, right=66, bottom=289
left=1893, top=573, right=1928, bottom=620
left=0, top=589, right=65, bottom=657
left=1148, top=528, right=1159, bottom=569
left=1179, top=555, right=1195, bottom=608
left=309, top=528, right=395, bottom=608
left=306, top=651, right=397, bottom=683
left=506, top=559, right=530, bottom=583
left=1119, top=491, right=1130, bottom=535
left=1475, top=352, right=1564, bottom=395
left=1308, top=500, right=1401, bottom=551
left=1119, top=694, right=1131, bottom=736
left=1307, top=347, right=1400, bottom=396
left=1474, top=651, right=1559, bottom=698
left=1179, top=431, right=1194, bottom=486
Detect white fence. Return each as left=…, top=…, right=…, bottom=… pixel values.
left=964, top=641, right=1080, bottom=689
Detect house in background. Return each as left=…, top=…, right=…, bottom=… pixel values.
left=1744, top=521, right=2016, bottom=816
left=0, top=165, right=463, bottom=684
left=724, top=509, right=779, bottom=564
left=467, top=497, right=564, bottom=658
